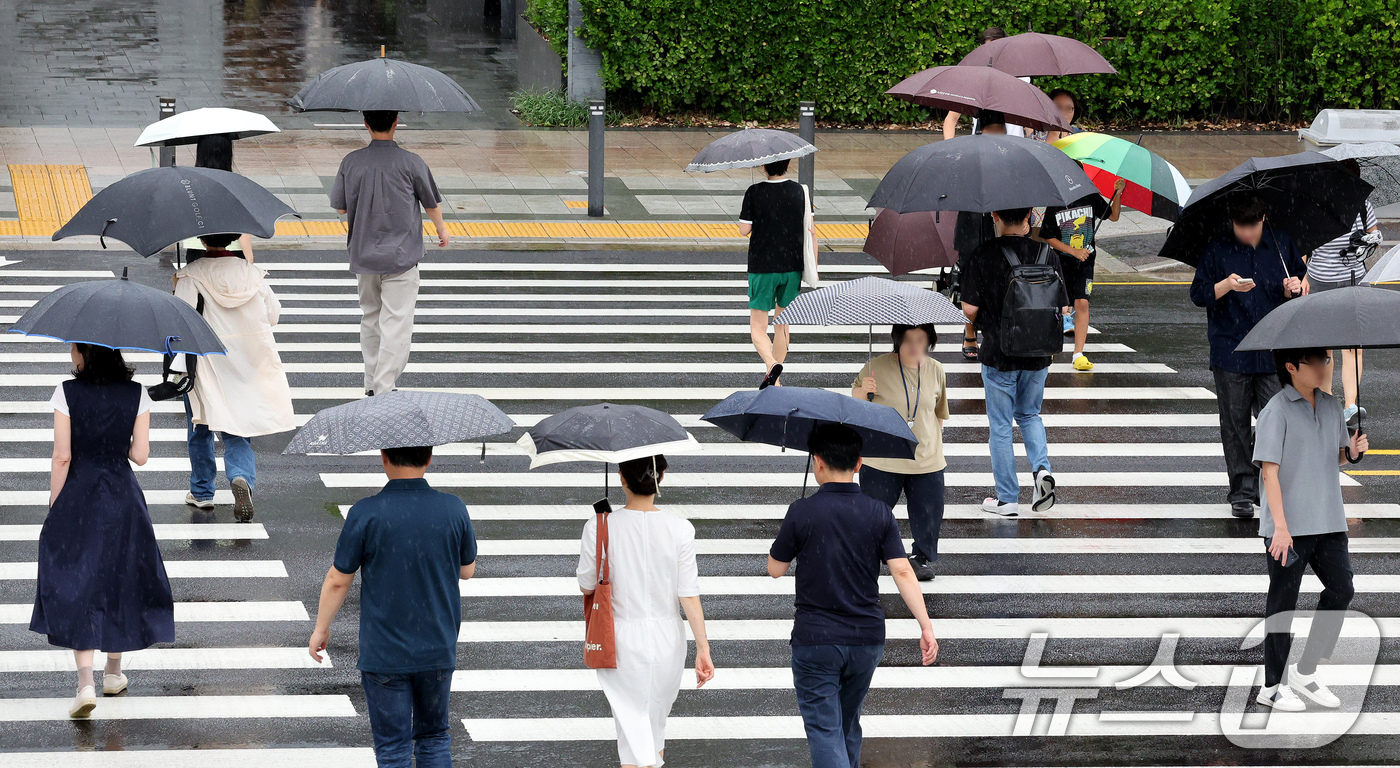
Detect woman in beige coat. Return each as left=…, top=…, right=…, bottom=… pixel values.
left=173, top=233, right=294, bottom=521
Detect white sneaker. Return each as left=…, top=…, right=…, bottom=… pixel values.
left=184, top=493, right=214, bottom=509
left=1289, top=664, right=1341, bottom=708
left=69, top=686, right=97, bottom=718
left=102, top=671, right=128, bottom=696
left=1257, top=682, right=1306, bottom=711
left=981, top=497, right=1018, bottom=516
left=1031, top=469, right=1056, bottom=512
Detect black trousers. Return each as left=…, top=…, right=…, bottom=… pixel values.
left=1212, top=369, right=1281, bottom=505
left=1264, top=531, right=1355, bottom=686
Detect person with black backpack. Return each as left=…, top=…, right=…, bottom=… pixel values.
left=960, top=207, right=1069, bottom=516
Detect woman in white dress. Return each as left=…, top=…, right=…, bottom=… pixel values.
left=578, top=455, right=715, bottom=768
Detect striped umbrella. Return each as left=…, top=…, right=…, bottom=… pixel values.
left=773, top=276, right=967, bottom=369
left=1052, top=132, right=1191, bottom=221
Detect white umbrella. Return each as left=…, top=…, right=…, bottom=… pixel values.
left=135, top=108, right=281, bottom=147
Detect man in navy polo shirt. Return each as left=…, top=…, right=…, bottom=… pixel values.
left=309, top=445, right=477, bottom=767
left=768, top=423, right=939, bottom=768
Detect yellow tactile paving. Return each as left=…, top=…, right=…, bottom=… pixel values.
left=9, top=164, right=91, bottom=238
left=0, top=220, right=21, bottom=236
left=302, top=220, right=347, bottom=236
left=562, top=200, right=589, bottom=209
left=659, top=222, right=706, bottom=238
left=48, top=165, right=93, bottom=221
left=274, top=221, right=308, bottom=237
left=454, top=222, right=508, bottom=238
left=579, top=221, right=626, bottom=238
left=501, top=222, right=548, bottom=238
left=540, top=222, right=587, bottom=238
left=815, top=223, right=868, bottom=239
left=699, top=222, right=742, bottom=239
left=619, top=222, right=666, bottom=239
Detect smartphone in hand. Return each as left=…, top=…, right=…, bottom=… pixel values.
left=1264, top=536, right=1300, bottom=567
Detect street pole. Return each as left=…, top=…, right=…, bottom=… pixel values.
left=798, top=101, right=815, bottom=205
left=158, top=97, right=176, bottom=167
left=588, top=99, right=605, bottom=217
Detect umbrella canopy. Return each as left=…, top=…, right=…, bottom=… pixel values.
left=1235, top=285, right=1400, bottom=352
left=1362, top=243, right=1400, bottom=286
left=134, top=108, right=280, bottom=147
left=518, top=403, right=700, bottom=467
left=773, top=276, right=967, bottom=327
left=51, top=166, right=297, bottom=257
left=283, top=390, right=514, bottom=455
left=863, top=208, right=959, bottom=275
left=1321, top=142, right=1400, bottom=208
left=958, top=32, right=1117, bottom=77
left=867, top=135, right=1095, bottom=214
left=886, top=66, right=1069, bottom=133
left=288, top=56, right=481, bottom=113
left=1053, top=132, right=1190, bottom=221
left=7, top=270, right=224, bottom=355
left=702, top=386, right=917, bottom=459
left=685, top=129, right=817, bottom=172
left=1156, top=153, right=1373, bottom=267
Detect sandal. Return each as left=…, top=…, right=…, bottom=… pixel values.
left=760, top=363, right=784, bottom=390
left=962, top=335, right=978, bottom=361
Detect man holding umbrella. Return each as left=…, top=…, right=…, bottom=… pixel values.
left=1189, top=197, right=1306, bottom=518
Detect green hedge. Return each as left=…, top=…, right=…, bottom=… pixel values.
left=529, top=0, right=1400, bottom=124
left=524, top=0, right=569, bottom=62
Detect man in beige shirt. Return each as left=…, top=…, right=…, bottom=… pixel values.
left=851, top=324, right=950, bottom=580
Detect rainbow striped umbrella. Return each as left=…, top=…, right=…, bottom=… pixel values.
left=1052, top=132, right=1191, bottom=221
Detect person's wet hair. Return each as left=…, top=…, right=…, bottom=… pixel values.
left=195, top=134, right=234, bottom=172
left=619, top=455, right=668, bottom=496
left=383, top=445, right=433, bottom=468
left=1231, top=195, right=1268, bottom=225
left=891, top=324, right=938, bottom=353
left=763, top=159, right=790, bottom=177
left=994, top=207, right=1032, bottom=225
left=72, top=343, right=134, bottom=385
left=979, top=26, right=1007, bottom=44
left=1273, top=347, right=1329, bottom=388
left=807, top=423, right=862, bottom=472
left=977, top=110, right=1007, bottom=132
left=199, top=232, right=239, bottom=249
left=363, top=110, right=399, bottom=133
left=1047, top=89, right=1081, bottom=124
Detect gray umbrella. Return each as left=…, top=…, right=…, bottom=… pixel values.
left=518, top=403, right=700, bottom=466
left=288, top=54, right=481, bottom=113
left=1322, top=142, right=1400, bottom=208
left=6, top=269, right=224, bottom=355
left=867, top=135, right=1094, bottom=214
left=283, top=390, right=515, bottom=455
left=51, top=166, right=297, bottom=258
left=685, top=129, right=817, bottom=172
left=1362, top=243, right=1400, bottom=285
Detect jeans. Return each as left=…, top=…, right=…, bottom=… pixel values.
left=859, top=466, right=945, bottom=561
left=791, top=643, right=884, bottom=768
left=980, top=366, right=1050, bottom=504
left=184, top=395, right=255, bottom=501
left=1212, top=369, right=1281, bottom=505
left=1264, top=532, right=1354, bottom=686
left=361, top=668, right=454, bottom=768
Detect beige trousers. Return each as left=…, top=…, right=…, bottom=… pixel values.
left=356, top=266, right=420, bottom=395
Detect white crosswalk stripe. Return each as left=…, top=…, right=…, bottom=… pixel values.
left=0, top=748, right=377, bottom=767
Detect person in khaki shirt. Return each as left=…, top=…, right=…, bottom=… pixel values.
left=851, top=324, right=951, bottom=580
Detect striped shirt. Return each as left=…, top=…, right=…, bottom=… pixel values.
left=1307, top=201, right=1377, bottom=283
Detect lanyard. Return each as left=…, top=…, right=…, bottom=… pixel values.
left=899, top=361, right=921, bottom=424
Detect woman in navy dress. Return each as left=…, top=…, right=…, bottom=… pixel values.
left=31, top=343, right=174, bottom=718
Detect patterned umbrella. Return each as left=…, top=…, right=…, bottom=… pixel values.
left=1321, top=142, right=1400, bottom=208
left=773, top=275, right=967, bottom=367
left=685, top=129, right=817, bottom=172
left=1053, top=132, right=1190, bottom=221
left=283, top=389, right=514, bottom=455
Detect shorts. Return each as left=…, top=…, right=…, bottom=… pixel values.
left=1061, top=253, right=1095, bottom=302
left=748, top=271, right=802, bottom=311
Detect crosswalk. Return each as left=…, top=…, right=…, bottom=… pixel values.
left=0, top=250, right=1393, bottom=765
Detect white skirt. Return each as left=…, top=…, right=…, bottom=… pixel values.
left=597, top=617, right=686, bottom=767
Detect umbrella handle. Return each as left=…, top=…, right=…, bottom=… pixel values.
left=163, top=335, right=181, bottom=356
left=99, top=218, right=116, bottom=250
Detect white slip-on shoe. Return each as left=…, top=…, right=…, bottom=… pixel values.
left=1031, top=470, right=1056, bottom=512
left=184, top=493, right=214, bottom=510
left=69, top=686, right=97, bottom=718
left=1289, top=664, right=1341, bottom=708
left=102, top=671, right=128, bottom=696
left=981, top=497, right=1018, bottom=517
left=1256, top=682, right=1306, bottom=711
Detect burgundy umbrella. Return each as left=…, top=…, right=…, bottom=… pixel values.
left=886, top=66, right=1069, bottom=133
left=958, top=32, right=1116, bottom=77
left=863, top=208, right=959, bottom=276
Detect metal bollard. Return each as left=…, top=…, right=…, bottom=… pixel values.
left=587, top=99, right=605, bottom=218
left=797, top=101, right=815, bottom=206
left=158, top=97, right=176, bottom=167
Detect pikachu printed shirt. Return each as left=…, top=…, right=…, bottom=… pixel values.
left=1039, top=193, right=1112, bottom=257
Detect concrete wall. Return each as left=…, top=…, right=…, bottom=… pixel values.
left=566, top=0, right=603, bottom=101
left=517, top=16, right=562, bottom=93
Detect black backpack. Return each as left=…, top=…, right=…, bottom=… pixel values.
left=998, top=242, right=1067, bottom=358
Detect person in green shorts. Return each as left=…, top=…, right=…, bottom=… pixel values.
left=740, top=159, right=812, bottom=388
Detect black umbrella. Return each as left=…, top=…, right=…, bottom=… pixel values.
left=51, top=167, right=297, bottom=258
left=6, top=268, right=224, bottom=355
left=867, top=135, right=1095, bottom=214
left=1235, top=285, right=1400, bottom=431
left=1157, top=153, right=1373, bottom=267
left=518, top=403, right=701, bottom=497
left=289, top=51, right=482, bottom=113
left=685, top=129, right=817, bottom=172
left=284, top=390, right=515, bottom=457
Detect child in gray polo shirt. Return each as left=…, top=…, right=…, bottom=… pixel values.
left=1252, top=347, right=1369, bottom=712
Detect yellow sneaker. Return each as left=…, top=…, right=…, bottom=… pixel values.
left=1072, top=354, right=1094, bottom=371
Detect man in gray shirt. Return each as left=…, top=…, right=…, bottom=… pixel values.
left=331, top=110, right=449, bottom=396
left=1252, top=347, right=1368, bottom=712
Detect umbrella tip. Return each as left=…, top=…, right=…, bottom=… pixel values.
left=121, top=267, right=128, bottom=281
left=380, top=44, right=386, bottom=58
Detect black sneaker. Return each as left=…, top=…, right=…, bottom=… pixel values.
left=908, top=556, right=935, bottom=581
left=232, top=477, right=255, bottom=523
left=1231, top=501, right=1255, bottom=519
left=759, top=363, right=784, bottom=390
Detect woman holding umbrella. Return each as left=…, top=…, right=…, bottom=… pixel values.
left=33, top=344, right=174, bottom=718
left=577, top=455, right=715, bottom=768
left=851, top=324, right=950, bottom=580
left=180, top=134, right=255, bottom=263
